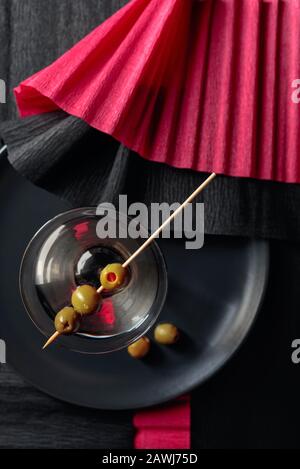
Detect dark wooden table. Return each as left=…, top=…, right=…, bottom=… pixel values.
left=192, top=241, right=300, bottom=449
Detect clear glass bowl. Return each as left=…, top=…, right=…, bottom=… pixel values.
left=20, top=207, right=168, bottom=353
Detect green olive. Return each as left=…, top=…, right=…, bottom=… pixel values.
left=127, top=336, right=150, bottom=359
left=154, top=323, right=180, bottom=345
left=100, top=263, right=127, bottom=291
left=54, top=307, right=81, bottom=334
left=71, top=285, right=101, bottom=315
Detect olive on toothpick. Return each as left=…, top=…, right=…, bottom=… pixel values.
left=54, top=307, right=81, bottom=334
left=42, top=286, right=102, bottom=349
left=42, top=306, right=81, bottom=349
left=71, top=285, right=101, bottom=314
left=100, top=263, right=127, bottom=291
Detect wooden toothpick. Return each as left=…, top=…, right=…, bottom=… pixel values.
left=42, top=172, right=216, bottom=349
left=121, top=172, right=216, bottom=269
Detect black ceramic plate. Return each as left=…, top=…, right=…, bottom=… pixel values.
left=0, top=157, right=269, bottom=409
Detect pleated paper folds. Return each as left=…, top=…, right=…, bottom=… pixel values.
left=14, top=0, right=300, bottom=183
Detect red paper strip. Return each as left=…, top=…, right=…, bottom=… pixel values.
left=14, top=0, right=300, bottom=183
left=133, top=396, right=190, bottom=450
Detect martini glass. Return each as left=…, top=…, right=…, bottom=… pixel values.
left=19, top=207, right=168, bottom=353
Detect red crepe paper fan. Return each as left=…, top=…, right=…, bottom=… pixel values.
left=15, top=0, right=300, bottom=183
